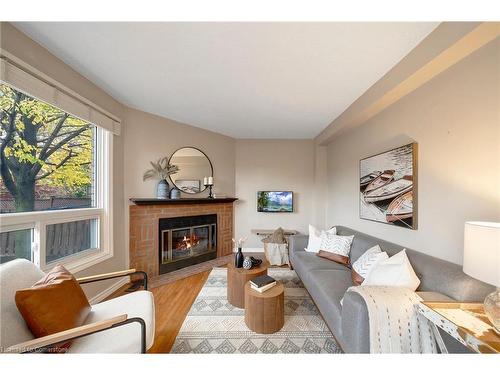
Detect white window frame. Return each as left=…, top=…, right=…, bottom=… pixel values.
left=0, top=128, right=113, bottom=274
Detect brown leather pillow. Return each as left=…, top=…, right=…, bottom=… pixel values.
left=351, top=269, right=364, bottom=286
left=15, top=265, right=91, bottom=350
left=317, top=250, right=350, bottom=266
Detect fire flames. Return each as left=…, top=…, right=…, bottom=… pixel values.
left=177, top=234, right=200, bottom=250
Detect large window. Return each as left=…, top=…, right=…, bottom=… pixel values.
left=0, top=83, right=113, bottom=272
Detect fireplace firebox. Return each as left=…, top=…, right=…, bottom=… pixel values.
left=158, top=214, right=217, bottom=274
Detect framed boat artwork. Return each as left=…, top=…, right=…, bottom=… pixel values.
left=359, top=143, right=417, bottom=229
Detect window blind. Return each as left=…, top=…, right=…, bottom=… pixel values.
left=0, top=57, right=121, bottom=135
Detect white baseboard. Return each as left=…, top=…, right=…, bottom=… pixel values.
left=88, top=277, right=129, bottom=304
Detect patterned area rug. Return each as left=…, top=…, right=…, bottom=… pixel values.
left=171, top=267, right=342, bottom=353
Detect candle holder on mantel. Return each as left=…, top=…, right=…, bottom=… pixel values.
left=205, top=183, right=214, bottom=199
left=203, top=176, right=214, bottom=199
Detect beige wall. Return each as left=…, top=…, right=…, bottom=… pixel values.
left=123, top=107, right=235, bottom=199
left=325, top=39, right=500, bottom=265
left=235, top=139, right=316, bottom=249
left=1, top=22, right=128, bottom=299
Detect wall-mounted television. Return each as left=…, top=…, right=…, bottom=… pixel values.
left=257, top=191, right=293, bottom=213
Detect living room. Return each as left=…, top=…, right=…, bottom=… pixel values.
left=1, top=1, right=499, bottom=373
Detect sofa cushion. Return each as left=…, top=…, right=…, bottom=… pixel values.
left=67, top=291, right=155, bottom=353
left=292, top=250, right=348, bottom=274
left=15, top=265, right=91, bottom=349
left=305, top=269, right=353, bottom=335
left=0, top=259, right=45, bottom=349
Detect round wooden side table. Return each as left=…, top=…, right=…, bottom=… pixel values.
left=227, top=260, right=268, bottom=308
left=244, top=281, right=285, bottom=334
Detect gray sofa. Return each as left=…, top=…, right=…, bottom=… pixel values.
left=288, top=225, right=495, bottom=353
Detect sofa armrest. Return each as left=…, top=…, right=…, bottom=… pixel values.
left=288, top=234, right=308, bottom=253
left=340, top=290, right=370, bottom=353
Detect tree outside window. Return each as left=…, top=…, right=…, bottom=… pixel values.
left=1, top=84, right=98, bottom=264
left=0, top=84, right=95, bottom=214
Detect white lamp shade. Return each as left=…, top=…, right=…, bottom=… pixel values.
left=463, top=222, right=500, bottom=287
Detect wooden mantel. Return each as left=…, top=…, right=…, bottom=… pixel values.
left=130, top=197, right=238, bottom=205
left=129, top=197, right=237, bottom=280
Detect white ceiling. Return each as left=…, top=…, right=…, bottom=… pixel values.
left=14, top=22, right=438, bottom=138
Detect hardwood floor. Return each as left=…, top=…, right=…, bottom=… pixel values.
left=148, top=270, right=211, bottom=353
left=107, top=270, right=211, bottom=353
left=106, top=253, right=288, bottom=353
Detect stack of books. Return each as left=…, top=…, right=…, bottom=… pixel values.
left=250, top=275, right=276, bottom=293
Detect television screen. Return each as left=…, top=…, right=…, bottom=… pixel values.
left=257, top=191, right=293, bottom=213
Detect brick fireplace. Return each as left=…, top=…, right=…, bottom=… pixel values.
left=129, top=198, right=236, bottom=279
left=158, top=214, right=217, bottom=274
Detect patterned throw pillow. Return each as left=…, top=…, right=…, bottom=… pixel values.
left=316, top=233, right=354, bottom=265
left=351, top=245, right=389, bottom=285
left=305, top=225, right=336, bottom=253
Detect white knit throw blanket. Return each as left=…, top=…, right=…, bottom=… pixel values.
left=347, top=286, right=438, bottom=353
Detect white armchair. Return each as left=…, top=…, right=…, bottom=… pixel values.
left=0, top=259, right=155, bottom=353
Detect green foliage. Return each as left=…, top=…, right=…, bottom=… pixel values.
left=0, top=84, right=94, bottom=210
left=257, top=191, right=269, bottom=210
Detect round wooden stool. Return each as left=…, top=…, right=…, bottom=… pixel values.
left=227, top=260, right=268, bottom=308
left=244, top=281, right=285, bottom=334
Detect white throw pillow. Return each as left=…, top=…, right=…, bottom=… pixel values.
left=319, top=233, right=354, bottom=257
left=352, top=245, right=389, bottom=279
left=362, top=249, right=420, bottom=291
left=305, top=225, right=336, bottom=253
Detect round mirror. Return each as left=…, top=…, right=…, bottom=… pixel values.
left=168, top=147, right=213, bottom=194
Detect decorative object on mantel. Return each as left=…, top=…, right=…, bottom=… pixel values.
left=175, top=179, right=201, bottom=194
left=169, top=186, right=181, bottom=199
left=233, top=237, right=247, bottom=268
left=360, top=143, right=417, bottom=229
left=143, top=156, right=179, bottom=199
left=203, top=176, right=214, bottom=199
left=261, top=227, right=290, bottom=267
left=463, top=221, right=500, bottom=332
left=169, top=147, right=213, bottom=194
